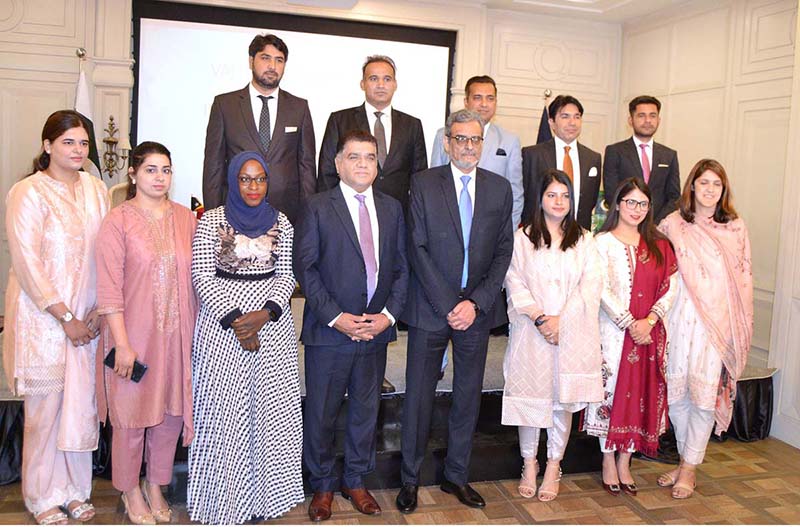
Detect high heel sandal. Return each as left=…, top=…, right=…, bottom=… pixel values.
left=601, top=455, right=621, bottom=496
left=34, top=508, right=67, bottom=525
left=518, top=459, right=538, bottom=498
left=120, top=492, right=156, bottom=525
left=537, top=462, right=562, bottom=502
left=141, top=480, right=173, bottom=523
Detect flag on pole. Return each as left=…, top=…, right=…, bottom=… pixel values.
left=74, top=69, right=103, bottom=178
left=536, top=105, right=552, bottom=144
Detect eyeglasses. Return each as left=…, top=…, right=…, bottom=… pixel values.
left=622, top=198, right=650, bottom=211
left=238, top=176, right=267, bottom=186
left=447, top=135, right=484, bottom=146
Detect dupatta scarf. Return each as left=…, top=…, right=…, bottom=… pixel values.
left=606, top=237, right=677, bottom=456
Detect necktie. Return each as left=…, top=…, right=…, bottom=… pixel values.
left=640, top=143, right=651, bottom=183
left=458, top=175, right=473, bottom=289
left=258, top=95, right=273, bottom=152
left=562, top=145, right=574, bottom=181
left=374, top=111, right=387, bottom=166
left=355, top=194, right=378, bottom=303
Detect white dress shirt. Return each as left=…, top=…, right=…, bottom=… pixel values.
left=554, top=135, right=581, bottom=220
left=365, top=101, right=392, bottom=153
left=328, top=181, right=395, bottom=327
left=633, top=136, right=654, bottom=172
left=249, top=83, right=279, bottom=138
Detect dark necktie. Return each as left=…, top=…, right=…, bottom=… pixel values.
left=258, top=95, right=273, bottom=152
left=355, top=194, right=378, bottom=303
left=374, top=111, right=387, bottom=166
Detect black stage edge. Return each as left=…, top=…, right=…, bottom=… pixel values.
left=0, top=375, right=776, bottom=501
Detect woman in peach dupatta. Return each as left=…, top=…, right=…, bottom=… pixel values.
left=3, top=110, right=109, bottom=525
left=502, top=169, right=603, bottom=502
left=95, top=142, right=197, bottom=524
left=658, top=159, right=753, bottom=499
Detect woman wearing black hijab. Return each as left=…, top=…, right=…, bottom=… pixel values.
left=187, top=151, right=303, bottom=524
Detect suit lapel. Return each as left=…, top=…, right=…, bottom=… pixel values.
left=480, top=124, right=499, bottom=165
left=373, top=192, right=390, bottom=267
left=383, top=109, right=402, bottom=168
left=624, top=138, right=644, bottom=178
left=543, top=139, right=557, bottom=169
left=330, top=187, right=363, bottom=259
left=472, top=169, right=487, bottom=231
left=267, top=90, right=289, bottom=157
left=355, top=104, right=370, bottom=132
left=440, top=168, right=464, bottom=246
left=238, top=86, right=263, bottom=155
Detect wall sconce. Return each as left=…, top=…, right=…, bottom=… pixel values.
left=102, top=115, right=131, bottom=178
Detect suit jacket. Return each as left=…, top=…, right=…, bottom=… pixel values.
left=316, top=104, right=427, bottom=210
left=402, top=165, right=514, bottom=331
left=521, top=138, right=602, bottom=230
left=294, top=186, right=409, bottom=347
left=431, top=123, right=524, bottom=226
left=202, top=85, right=316, bottom=224
left=603, top=138, right=680, bottom=223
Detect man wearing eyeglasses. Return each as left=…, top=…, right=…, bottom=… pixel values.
left=603, top=95, right=680, bottom=223
left=521, top=94, right=602, bottom=230
left=397, top=109, right=513, bottom=513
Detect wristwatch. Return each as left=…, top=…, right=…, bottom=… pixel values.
left=59, top=310, right=74, bottom=323
left=468, top=299, right=480, bottom=314
left=646, top=315, right=657, bottom=327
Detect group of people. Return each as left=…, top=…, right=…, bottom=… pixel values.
left=1, top=30, right=752, bottom=527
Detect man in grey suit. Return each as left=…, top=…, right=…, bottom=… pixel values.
left=203, top=33, right=316, bottom=224
left=603, top=95, right=680, bottom=223
left=521, top=94, right=601, bottom=229
left=396, top=109, right=513, bottom=513
left=431, top=75, right=523, bottom=226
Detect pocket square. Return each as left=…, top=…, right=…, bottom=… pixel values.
left=658, top=163, right=669, bottom=168
left=284, top=126, right=298, bottom=133
left=588, top=166, right=598, bottom=178
left=495, top=148, right=507, bottom=156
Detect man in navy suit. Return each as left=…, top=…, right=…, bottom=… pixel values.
left=294, top=129, right=409, bottom=522
left=521, top=94, right=601, bottom=229
left=603, top=95, right=680, bottom=223
left=396, top=109, right=513, bottom=513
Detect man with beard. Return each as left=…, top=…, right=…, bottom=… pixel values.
left=603, top=95, right=680, bottom=223
left=203, top=33, right=315, bottom=224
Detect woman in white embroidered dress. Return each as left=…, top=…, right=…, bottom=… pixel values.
left=586, top=177, right=677, bottom=498
left=3, top=110, right=109, bottom=525
left=657, top=159, right=752, bottom=499
left=502, top=169, right=603, bottom=502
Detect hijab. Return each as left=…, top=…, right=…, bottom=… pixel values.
left=224, top=151, right=278, bottom=237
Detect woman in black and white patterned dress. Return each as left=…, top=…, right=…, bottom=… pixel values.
left=187, top=151, right=303, bottom=524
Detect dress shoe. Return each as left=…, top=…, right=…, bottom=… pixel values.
left=341, top=487, right=381, bottom=515
left=381, top=378, right=396, bottom=394
left=395, top=485, right=418, bottom=514
left=308, top=491, right=333, bottom=522
left=440, top=480, right=485, bottom=508
left=602, top=482, right=621, bottom=496
left=620, top=482, right=638, bottom=496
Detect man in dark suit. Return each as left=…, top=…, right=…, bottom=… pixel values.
left=203, top=33, right=315, bottom=224
left=396, top=109, right=513, bottom=513
left=521, top=94, right=601, bottom=229
left=603, top=95, right=680, bottom=223
left=317, top=55, right=427, bottom=211
left=294, top=129, right=409, bottom=523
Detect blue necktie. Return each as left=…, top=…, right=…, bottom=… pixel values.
left=459, top=175, right=472, bottom=289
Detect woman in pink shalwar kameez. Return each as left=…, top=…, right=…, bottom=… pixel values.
left=3, top=110, right=109, bottom=525
left=95, top=142, right=197, bottom=525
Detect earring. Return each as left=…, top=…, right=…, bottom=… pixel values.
left=131, top=178, right=137, bottom=185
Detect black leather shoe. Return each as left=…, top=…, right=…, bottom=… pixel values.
left=381, top=378, right=396, bottom=394
left=440, top=480, right=485, bottom=508
left=395, top=485, right=418, bottom=514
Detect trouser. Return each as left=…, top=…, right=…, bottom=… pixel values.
left=401, top=317, right=490, bottom=486
left=111, top=414, right=183, bottom=492
left=669, top=393, right=715, bottom=465
left=22, top=391, right=92, bottom=515
left=518, top=410, right=572, bottom=461
left=303, top=342, right=381, bottom=491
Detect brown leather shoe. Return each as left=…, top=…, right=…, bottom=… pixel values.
left=341, top=487, right=381, bottom=515
left=308, top=492, right=333, bottom=522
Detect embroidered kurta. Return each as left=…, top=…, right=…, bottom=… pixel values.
left=3, top=171, right=109, bottom=451
left=584, top=232, right=677, bottom=440
left=502, top=229, right=604, bottom=428
left=94, top=201, right=198, bottom=444
left=659, top=212, right=753, bottom=434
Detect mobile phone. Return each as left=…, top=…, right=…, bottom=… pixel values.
left=103, top=347, right=148, bottom=383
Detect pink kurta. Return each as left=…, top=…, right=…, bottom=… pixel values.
left=94, top=201, right=197, bottom=445
left=3, top=171, right=109, bottom=451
